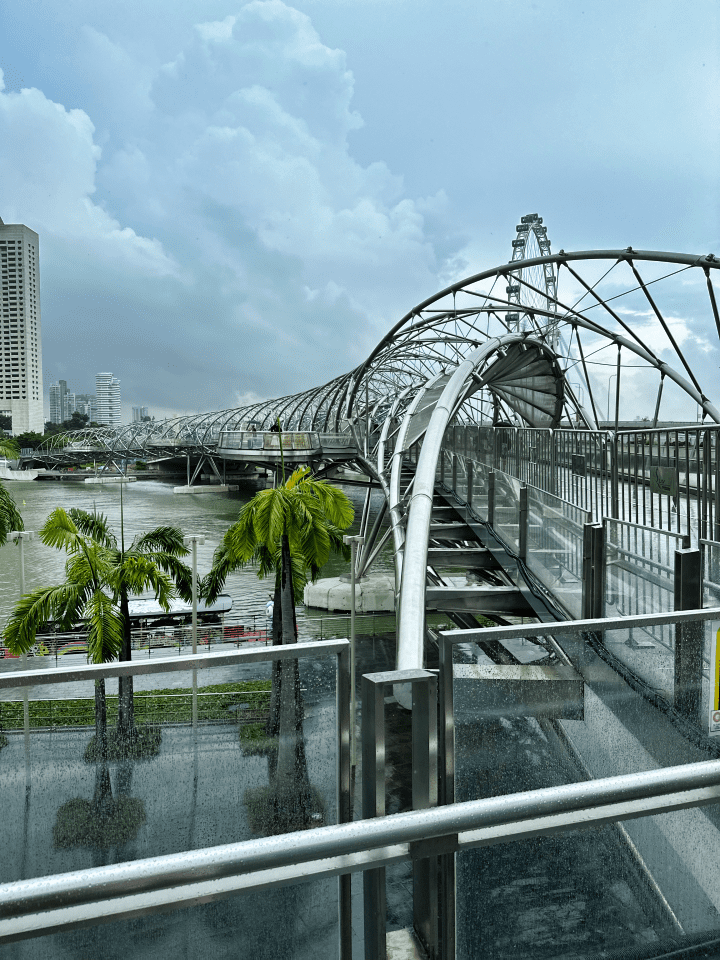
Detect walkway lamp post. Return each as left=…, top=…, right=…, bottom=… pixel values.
left=184, top=534, right=205, bottom=726
left=9, top=531, right=34, bottom=759
left=343, top=534, right=364, bottom=768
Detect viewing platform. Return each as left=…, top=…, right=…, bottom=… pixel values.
left=216, top=430, right=358, bottom=465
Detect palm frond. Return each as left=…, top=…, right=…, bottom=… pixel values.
left=86, top=591, right=124, bottom=664
left=0, top=481, right=23, bottom=546
left=38, top=508, right=82, bottom=552
left=68, top=509, right=117, bottom=549
left=0, top=436, right=19, bottom=459
left=3, top=583, right=85, bottom=653
left=132, top=525, right=188, bottom=557
left=146, top=554, right=194, bottom=603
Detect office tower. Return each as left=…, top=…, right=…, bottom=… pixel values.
left=132, top=405, right=149, bottom=422
left=0, top=217, right=44, bottom=433
left=95, top=373, right=121, bottom=427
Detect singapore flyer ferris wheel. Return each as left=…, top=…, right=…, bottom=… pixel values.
left=506, top=213, right=560, bottom=348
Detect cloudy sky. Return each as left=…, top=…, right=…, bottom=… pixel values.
left=0, top=0, right=718, bottom=422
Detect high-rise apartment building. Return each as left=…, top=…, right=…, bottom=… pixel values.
left=49, top=379, right=67, bottom=424
left=95, top=373, right=121, bottom=427
left=132, top=405, right=149, bottom=422
left=75, top=393, right=97, bottom=422
left=0, top=217, right=44, bottom=433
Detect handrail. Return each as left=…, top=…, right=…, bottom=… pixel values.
left=0, top=640, right=349, bottom=690
left=439, top=606, right=720, bottom=644
left=2, top=758, right=720, bottom=940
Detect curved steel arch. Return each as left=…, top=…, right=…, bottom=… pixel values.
left=28, top=233, right=720, bottom=616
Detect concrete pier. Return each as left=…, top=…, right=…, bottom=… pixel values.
left=304, top=574, right=395, bottom=612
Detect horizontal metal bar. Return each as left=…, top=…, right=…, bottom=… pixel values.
left=604, top=516, right=688, bottom=541
left=0, top=641, right=349, bottom=690
left=3, top=758, right=720, bottom=931
left=10, top=781, right=717, bottom=943
left=440, top=607, right=720, bottom=645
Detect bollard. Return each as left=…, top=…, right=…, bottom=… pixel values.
left=674, top=548, right=703, bottom=719
left=362, top=669, right=439, bottom=959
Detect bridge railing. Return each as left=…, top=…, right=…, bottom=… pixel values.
left=440, top=423, right=720, bottom=544
left=218, top=430, right=321, bottom=451
left=8, top=612, right=720, bottom=957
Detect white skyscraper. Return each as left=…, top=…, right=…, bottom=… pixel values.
left=0, top=217, right=44, bottom=433
left=95, top=373, right=121, bottom=427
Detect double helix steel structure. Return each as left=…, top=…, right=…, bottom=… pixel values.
left=29, top=217, right=720, bottom=662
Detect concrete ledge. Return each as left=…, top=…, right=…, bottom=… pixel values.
left=304, top=574, right=395, bottom=613
left=85, top=476, right=137, bottom=484
left=173, top=485, right=239, bottom=494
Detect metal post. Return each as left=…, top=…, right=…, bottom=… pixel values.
left=451, top=452, right=457, bottom=493
left=184, top=535, right=205, bottom=727
left=488, top=470, right=495, bottom=527
left=582, top=522, right=604, bottom=620
left=674, top=547, right=703, bottom=719
left=10, top=531, right=33, bottom=758
left=610, top=434, right=619, bottom=519
left=344, top=534, right=365, bottom=769
left=592, top=523, right=605, bottom=619
left=337, top=643, right=352, bottom=960
left=362, top=674, right=387, bottom=960
left=362, top=669, right=439, bottom=960
left=411, top=673, right=439, bottom=959
left=518, top=486, right=528, bottom=561
left=466, top=460, right=474, bottom=510
left=438, top=634, right=456, bottom=959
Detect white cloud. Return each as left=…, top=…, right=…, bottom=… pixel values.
left=0, top=3, right=466, bottom=417
left=0, top=77, right=177, bottom=279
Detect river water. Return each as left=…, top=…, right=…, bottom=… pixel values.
left=0, top=475, right=391, bottom=634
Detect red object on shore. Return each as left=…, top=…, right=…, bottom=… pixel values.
left=222, top=625, right=268, bottom=643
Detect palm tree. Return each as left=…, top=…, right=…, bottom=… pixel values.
left=67, top=509, right=193, bottom=739
left=0, top=436, right=23, bottom=546
left=203, top=463, right=353, bottom=829
left=3, top=508, right=192, bottom=750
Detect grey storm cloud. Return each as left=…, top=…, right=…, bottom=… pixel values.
left=0, top=0, right=718, bottom=420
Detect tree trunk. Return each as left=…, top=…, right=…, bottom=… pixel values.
left=273, top=533, right=313, bottom=826
left=93, top=762, right=115, bottom=818
left=94, top=678, right=108, bottom=760
left=117, top=588, right=134, bottom=739
left=265, top=575, right=283, bottom=740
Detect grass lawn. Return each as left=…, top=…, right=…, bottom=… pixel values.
left=0, top=679, right=271, bottom=730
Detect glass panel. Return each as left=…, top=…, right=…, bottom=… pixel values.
left=492, top=469, right=521, bottom=551
left=604, top=519, right=679, bottom=619
left=0, top=653, right=338, bottom=890
left=452, top=620, right=720, bottom=958
left=526, top=484, right=588, bottom=619
left=455, top=457, right=468, bottom=502
left=477, top=426, right=495, bottom=466
left=0, top=877, right=340, bottom=960
left=704, top=540, right=720, bottom=609
left=469, top=459, right=489, bottom=521
left=496, top=426, right=517, bottom=478
left=554, top=430, right=611, bottom=522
